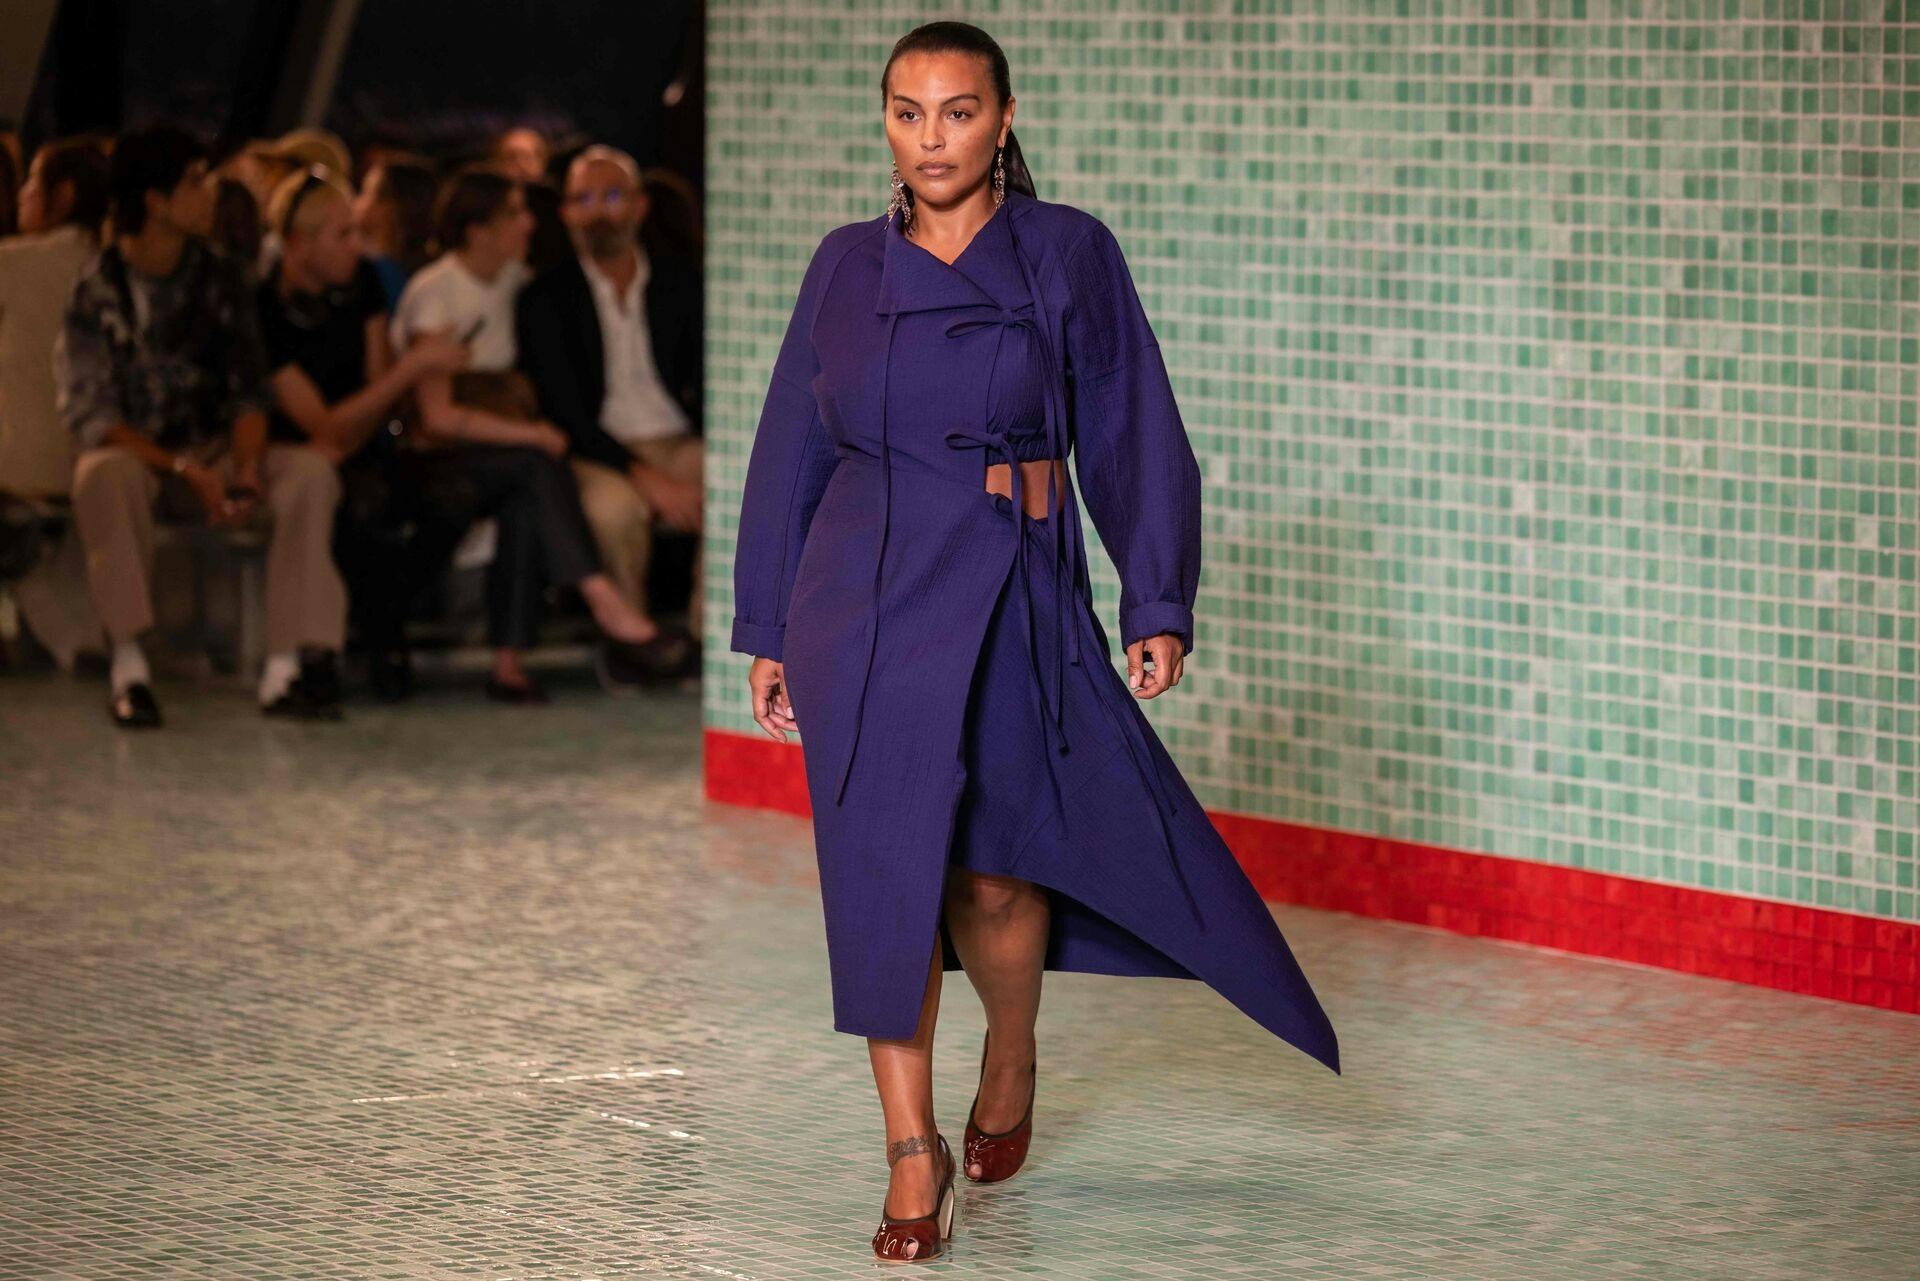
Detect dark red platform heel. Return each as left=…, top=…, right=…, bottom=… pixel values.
left=962, top=1029, right=1036, bottom=1183
left=871, top=1131, right=956, bottom=1263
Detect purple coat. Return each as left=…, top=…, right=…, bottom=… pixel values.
left=730, top=189, right=1339, bottom=1074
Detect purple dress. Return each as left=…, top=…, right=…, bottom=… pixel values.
left=730, top=189, right=1339, bottom=1074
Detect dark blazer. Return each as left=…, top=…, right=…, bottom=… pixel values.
left=515, top=244, right=703, bottom=473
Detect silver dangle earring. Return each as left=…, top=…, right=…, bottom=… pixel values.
left=993, top=146, right=1006, bottom=205
left=886, top=161, right=911, bottom=230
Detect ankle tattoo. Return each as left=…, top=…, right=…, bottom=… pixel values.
left=887, top=1134, right=933, bottom=1166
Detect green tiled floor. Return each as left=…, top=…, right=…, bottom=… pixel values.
left=2, top=673, right=1916, bottom=1278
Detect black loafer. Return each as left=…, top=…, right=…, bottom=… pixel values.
left=109, top=682, right=162, bottom=728
left=598, top=629, right=697, bottom=691
left=261, top=680, right=345, bottom=721
left=593, top=639, right=648, bottom=693
left=299, top=650, right=342, bottom=706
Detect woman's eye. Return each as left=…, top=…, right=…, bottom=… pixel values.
left=949, top=111, right=971, bottom=121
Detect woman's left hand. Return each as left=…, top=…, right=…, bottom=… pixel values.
left=1126, top=633, right=1185, bottom=699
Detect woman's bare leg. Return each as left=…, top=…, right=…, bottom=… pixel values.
left=491, top=646, right=528, bottom=686
left=577, top=573, right=661, bottom=645
left=868, top=935, right=945, bottom=1254
left=943, top=865, right=1049, bottom=1177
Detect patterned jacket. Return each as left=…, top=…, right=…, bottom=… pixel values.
left=54, top=237, right=272, bottom=453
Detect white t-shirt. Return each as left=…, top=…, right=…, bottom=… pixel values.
left=581, top=249, right=691, bottom=445
left=389, top=251, right=532, bottom=372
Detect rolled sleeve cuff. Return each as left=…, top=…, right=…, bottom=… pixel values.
left=1121, top=601, right=1193, bottom=658
left=730, top=618, right=785, bottom=663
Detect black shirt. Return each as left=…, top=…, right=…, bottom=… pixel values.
left=257, top=256, right=387, bottom=447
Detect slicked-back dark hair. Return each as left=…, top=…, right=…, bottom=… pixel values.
left=109, top=125, right=209, bottom=235
left=880, top=20, right=1038, bottom=216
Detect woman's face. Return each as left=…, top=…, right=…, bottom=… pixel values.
left=883, top=50, right=1012, bottom=208
left=471, top=185, right=534, bottom=265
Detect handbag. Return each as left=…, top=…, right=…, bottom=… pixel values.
left=397, top=368, right=544, bottom=451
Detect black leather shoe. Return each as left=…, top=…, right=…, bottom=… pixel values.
left=594, top=639, right=648, bottom=693
left=262, top=679, right=345, bottom=721
left=109, top=682, right=162, bottom=728
left=597, top=628, right=698, bottom=692
left=299, top=650, right=342, bottom=706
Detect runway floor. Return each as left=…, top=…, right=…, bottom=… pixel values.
left=2, top=671, right=1916, bottom=1279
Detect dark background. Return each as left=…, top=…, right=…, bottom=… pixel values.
left=19, top=0, right=702, bottom=180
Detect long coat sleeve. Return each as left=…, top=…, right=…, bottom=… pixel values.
left=1061, top=221, right=1204, bottom=659
left=729, top=238, right=840, bottom=663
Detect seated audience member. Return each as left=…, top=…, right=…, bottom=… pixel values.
left=54, top=125, right=348, bottom=726
left=210, top=175, right=265, bottom=277
left=353, top=156, right=436, bottom=311
left=2, top=137, right=111, bottom=496
left=219, top=141, right=283, bottom=212
left=389, top=163, right=666, bottom=701
left=256, top=166, right=471, bottom=700
left=265, top=127, right=352, bottom=182
left=516, top=145, right=702, bottom=678
left=638, top=169, right=703, bottom=261
left=246, top=129, right=355, bottom=277
left=488, top=126, right=570, bottom=274
left=0, top=136, right=111, bottom=668
left=492, top=127, right=550, bottom=186
left=521, top=174, right=573, bottom=276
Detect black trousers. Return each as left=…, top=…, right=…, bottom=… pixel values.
left=333, top=443, right=602, bottom=651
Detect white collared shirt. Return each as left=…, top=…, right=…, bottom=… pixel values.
left=580, top=248, right=690, bottom=446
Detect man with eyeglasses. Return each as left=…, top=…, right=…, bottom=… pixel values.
left=55, top=125, right=349, bottom=727
left=515, top=145, right=703, bottom=686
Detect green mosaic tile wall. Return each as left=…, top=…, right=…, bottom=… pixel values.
left=703, top=3, right=1920, bottom=922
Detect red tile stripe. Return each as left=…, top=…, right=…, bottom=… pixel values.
left=704, top=728, right=1920, bottom=1015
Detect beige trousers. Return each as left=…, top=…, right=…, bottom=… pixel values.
left=570, top=432, right=704, bottom=638
left=70, top=441, right=347, bottom=654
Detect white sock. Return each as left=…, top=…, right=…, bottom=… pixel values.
left=110, top=640, right=149, bottom=695
left=258, top=651, right=298, bottom=705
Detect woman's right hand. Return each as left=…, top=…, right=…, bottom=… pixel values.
left=749, top=657, right=798, bottom=742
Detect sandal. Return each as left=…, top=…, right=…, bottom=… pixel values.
left=871, top=1132, right=956, bottom=1263
left=963, top=1029, right=1036, bottom=1183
